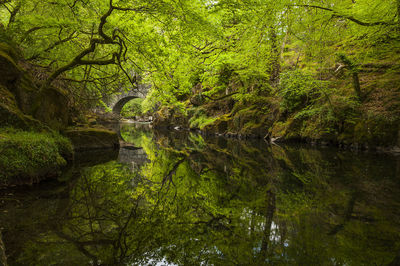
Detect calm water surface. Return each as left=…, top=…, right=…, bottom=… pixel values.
left=1, top=123, right=400, bottom=265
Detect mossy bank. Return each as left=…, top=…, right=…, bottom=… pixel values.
left=0, top=128, right=73, bottom=186
left=0, top=40, right=119, bottom=186
left=152, top=68, right=400, bottom=153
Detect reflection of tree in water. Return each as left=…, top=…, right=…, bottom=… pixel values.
left=2, top=130, right=400, bottom=265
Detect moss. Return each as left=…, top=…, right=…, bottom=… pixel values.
left=0, top=128, right=73, bottom=186
left=271, top=121, right=289, bottom=137
left=189, top=109, right=218, bottom=130
left=0, top=85, right=45, bottom=131
left=298, top=118, right=337, bottom=142
left=0, top=40, right=20, bottom=61
left=153, top=106, right=188, bottom=129
left=189, top=107, right=218, bottom=129
left=64, top=127, right=119, bottom=151
left=32, top=87, right=70, bottom=130
left=0, top=42, right=21, bottom=86
left=202, top=114, right=229, bottom=133
left=240, top=121, right=265, bottom=137
left=353, top=118, right=399, bottom=146
left=270, top=117, right=303, bottom=141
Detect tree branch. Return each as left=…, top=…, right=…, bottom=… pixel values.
left=7, top=2, right=20, bottom=26
left=27, top=31, right=77, bottom=61
left=290, top=4, right=396, bottom=27
left=41, top=0, right=150, bottom=90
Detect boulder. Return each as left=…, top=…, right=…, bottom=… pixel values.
left=64, top=127, right=120, bottom=151
left=0, top=85, right=44, bottom=131
left=33, top=87, right=69, bottom=130
left=153, top=106, right=188, bottom=129
left=0, top=130, right=72, bottom=186
left=0, top=42, right=21, bottom=86
left=0, top=42, right=70, bottom=130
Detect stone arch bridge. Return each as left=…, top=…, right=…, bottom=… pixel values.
left=105, top=84, right=149, bottom=114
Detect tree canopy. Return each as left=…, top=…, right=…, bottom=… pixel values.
left=1, top=0, right=398, bottom=109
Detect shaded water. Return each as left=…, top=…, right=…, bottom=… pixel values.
left=1, top=123, right=400, bottom=265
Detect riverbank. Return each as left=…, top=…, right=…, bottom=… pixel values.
left=152, top=104, right=400, bottom=154
left=0, top=41, right=120, bottom=187
left=151, top=67, right=400, bottom=154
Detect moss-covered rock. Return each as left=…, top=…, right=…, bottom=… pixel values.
left=33, top=87, right=69, bottom=130
left=270, top=117, right=303, bottom=141
left=64, top=127, right=120, bottom=151
left=196, top=97, right=280, bottom=138
left=153, top=106, right=188, bottom=129
left=11, top=73, right=39, bottom=113
left=190, top=94, right=206, bottom=106
left=202, top=114, right=230, bottom=134
left=0, top=85, right=44, bottom=131
left=0, top=128, right=73, bottom=186
left=338, top=117, right=400, bottom=147
left=298, top=118, right=337, bottom=143
left=0, top=42, right=70, bottom=130
left=0, top=42, right=21, bottom=86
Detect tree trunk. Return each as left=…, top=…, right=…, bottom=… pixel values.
left=0, top=231, right=7, bottom=266
left=398, top=0, right=400, bottom=27
left=337, top=54, right=362, bottom=100
left=260, top=189, right=276, bottom=260
left=352, top=72, right=362, bottom=100
left=269, top=27, right=280, bottom=86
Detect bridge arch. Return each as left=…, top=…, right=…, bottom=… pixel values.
left=112, top=96, right=139, bottom=114
left=105, top=82, right=149, bottom=115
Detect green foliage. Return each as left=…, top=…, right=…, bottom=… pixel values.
left=188, top=107, right=216, bottom=129
left=337, top=53, right=359, bottom=72
left=0, top=0, right=399, bottom=145
left=121, top=98, right=144, bottom=118
left=278, top=70, right=323, bottom=112
left=0, top=128, right=72, bottom=183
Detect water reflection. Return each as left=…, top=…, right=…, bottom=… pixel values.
left=1, top=124, right=400, bottom=265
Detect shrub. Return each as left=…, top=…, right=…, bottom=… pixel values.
left=278, top=70, right=322, bottom=112
left=188, top=107, right=216, bottom=129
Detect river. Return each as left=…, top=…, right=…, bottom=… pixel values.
left=1, top=122, right=400, bottom=265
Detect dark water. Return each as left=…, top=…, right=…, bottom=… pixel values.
left=1, top=123, right=400, bottom=266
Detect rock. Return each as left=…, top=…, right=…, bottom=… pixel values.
left=0, top=85, right=44, bottom=131
left=33, top=87, right=69, bottom=130
left=320, top=141, right=329, bottom=146
left=271, top=137, right=282, bottom=143
left=0, top=43, right=21, bottom=86
left=202, top=114, right=230, bottom=134
left=0, top=42, right=71, bottom=130
left=190, top=94, right=206, bottom=106
left=64, top=127, right=120, bottom=151
left=391, top=146, right=400, bottom=153
left=153, top=106, right=188, bottom=129
left=0, top=130, right=72, bottom=187
left=397, top=129, right=400, bottom=147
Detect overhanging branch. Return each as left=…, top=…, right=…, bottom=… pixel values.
left=41, top=0, right=149, bottom=90
left=290, top=4, right=396, bottom=27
